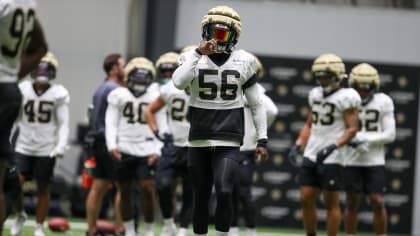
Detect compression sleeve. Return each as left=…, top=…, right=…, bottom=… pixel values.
left=244, top=84, right=267, bottom=140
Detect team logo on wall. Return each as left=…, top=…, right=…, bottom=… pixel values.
left=272, top=154, right=284, bottom=167
left=276, top=85, right=288, bottom=96
left=398, top=76, right=408, bottom=88
left=391, top=178, right=402, bottom=191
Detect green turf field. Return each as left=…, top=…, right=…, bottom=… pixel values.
left=3, top=218, right=411, bottom=236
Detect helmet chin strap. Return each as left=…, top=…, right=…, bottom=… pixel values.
left=362, top=90, right=375, bottom=105
left=35, top=76, right=50, bottom=84
left=321, top=81, right=339, bottom=94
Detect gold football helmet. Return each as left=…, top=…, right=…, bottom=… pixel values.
left=348, top=63, right=380, bottom=90
left=201, top=5, right=241, bottom=53
left=124, top=57, right=156, bottom=97
left=311, top=53, right=346, bottom=93
left=31, top=52, right=59, bottom=82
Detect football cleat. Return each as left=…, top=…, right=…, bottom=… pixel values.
left=10, top=211, right=28, bottom=236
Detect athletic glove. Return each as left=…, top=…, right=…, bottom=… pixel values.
left=288, top=144, right=302, bottom=167
left=316, top=144, right=337, bottom=164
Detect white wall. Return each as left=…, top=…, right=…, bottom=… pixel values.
left=36, top=0, right=130, bottom=139
left=175, top=0, right=420, bottom=65
left=35, top=0, right=130, bottom=182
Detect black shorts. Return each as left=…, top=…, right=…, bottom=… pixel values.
left=4, top=165, right=21, bottom=196
left=15, top=153, right=56, bottom=184
left=235, top=151, right=255, bottom=187
left=0, top=83, right=22, bottom=158
left=115, top=153, right=156, bottom=182
left=343, top=166, right=386, bottom=194
left=156, top=144, right=188, bottom=179
left=92, top=134, right=116, bottom=181
left=299, top=157, right=343, bottom=191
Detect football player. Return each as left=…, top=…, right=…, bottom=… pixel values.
left=86, top=53, right=125, bottom=236
left=0, top=0, right=48, bottom=233
left=344, top=63, right=396, bottom=236
left=229, top=55, right=278, bottom=236
left=288, top=54, right=361, bottom=236
left=11, top=52, right=69, bottom=236
left=145, top=51, right=193, bottom=236
left=106, top=57, right=163, bottom=236
left=172, top=6, right=268, bottom=236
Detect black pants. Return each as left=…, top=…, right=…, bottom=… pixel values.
left=188, top=146, right=239, bottom=234
left=231, top=151, right=256, bottom=228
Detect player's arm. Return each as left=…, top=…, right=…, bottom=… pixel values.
left=51, top=101, right=70, bottom=158
left=105, top=103, right=121, bottom=160
left=244, top=82, right=268, bottom=163
left=261, top=93, right=278, bottom=127
left=18, top=19, right=48, bottom=79
left=295, top=112, right=312, bottom=148
left=336, top=108, right=359, bottom=147
left=145, top=96, right=166, bottom=137
left=355, top=111, right=396, bottom=144
left=172, top=51, right=201, bottom=90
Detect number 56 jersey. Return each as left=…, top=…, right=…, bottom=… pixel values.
left=15, top=80, right=70, bottom=156
left=177, top=49, right=257, bottom=145
left=303, top=87, right=361, bottom=164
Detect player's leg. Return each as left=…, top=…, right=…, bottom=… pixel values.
left=137, top=157, right=158, bottom=236
left=86, top=135, right=115, bottom=235
left=188, top=147, right=213, bottom=235
left=229, top=183, right=240, bottom=236
left=113, top=189, right=124, bottom=235
left=320, top=164, right=343, bottom=236
left=115, top=153, right=137, bottom=236
left=213, top=147, right=240, bottom=234
left=343, top=166, right=363, bottom=235
left=177, top=154, right=193, bottom=236
left=238, top=153, right=257, bottom=236
left=299, top=158, right=320, bottom=236
left=33, top=157, right=56, bottom=236
left=0, top=83, right=22, bottom=234
left=11, top=154, right=33, bottom=236
left=366, top=166, right=387, bottom=235
left=156, top=144, right=177, bottom=236
left=0, top=159, right=6, bottom=233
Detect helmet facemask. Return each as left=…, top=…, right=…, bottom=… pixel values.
left=204, top=23, right=237, bottom=53
left=313, top=70, right=340, bottom=94
left=30, top=62, right=56, bottom=84
left=351, top=82, right=376, bottom=105
left=158, top=63, right=178, bottom=85
left=127, top=69, right=153, bottom=97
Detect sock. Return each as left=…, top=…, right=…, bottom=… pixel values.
left=36, top=223, right=43, bottom=229
left=123, top=219, right=135, bottom=234
left=246, top=228, right=256, bottom=235
left=178, top=228, right=187, bottom=233
left=163, top=218, right=174, bottom=226
left=215, top=230, right=228, bottom=236
left=145, top=222, right=154, bottom=233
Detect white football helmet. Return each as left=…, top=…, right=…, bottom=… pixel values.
left=311, top=53, right=346, bottom=93
left=31, top=52, right=59, bottom=83
left=348, top=63, right=380, bottom=90
left=155, top=52, right=180, bottom=84
left=124, top=57, right=156, bottom=97
left=201, top=5, right=241, bottom=53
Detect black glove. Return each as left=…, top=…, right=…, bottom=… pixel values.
left=316, top=144, right=337, bottom=164
left=287, top=144, right=302, bottom=167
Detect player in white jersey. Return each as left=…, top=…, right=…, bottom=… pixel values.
left=343, top=63, right=396, bottom=236
left=288, top=54, right=360, bottom=236
left=0, top=1, right=47, bottom=232
left=229, top=55, right=278, bottom=236
left=106, top=57, right=163, bottom=236
left=145, top=51, right=193, bottom=236
left=12, top=52, right=69, bottom=236
left=172, top=6, right=268, bottom=236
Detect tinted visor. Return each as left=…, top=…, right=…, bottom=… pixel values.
left=206, top=24, right=235, bottom=43
left=312, top=70, right=336, bottom=80
left=32, top=62, right=55, bottom=79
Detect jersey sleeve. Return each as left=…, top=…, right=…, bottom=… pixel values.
left=159, top=83, right=171, bottom=104
left=107, top=89, right=122, bottom=107
left=337, top=88, right=361, bottom=111
left=240, top=51, right=258, bottom=90
left=55, top=85, right=70, bottom=106
left=380, top=93, right=395, bottom=114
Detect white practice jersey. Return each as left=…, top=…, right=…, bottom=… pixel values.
left=160, top=81, right=190, bottom=147
left=241, top=84, right=278, bottom=151
left=303, top=87, right=361, bottom=164
left=106, top=87, right=163, bottom=157
left=15, top=80, right=70, bottom=156
left=173, top=49, right=267, bottom=147
left=149, top=81, right=169, bottom=134
left=0, top=0, right=37, bottom=82
left=346, top=93, right=396, bottom=166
